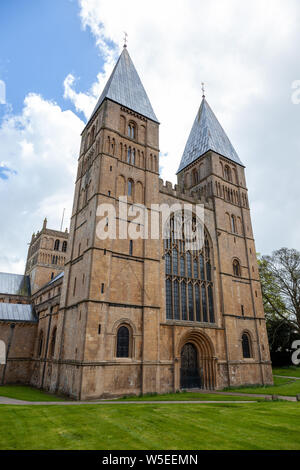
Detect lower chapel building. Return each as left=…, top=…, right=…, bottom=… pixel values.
left=0, top=46, right=273, bottom=399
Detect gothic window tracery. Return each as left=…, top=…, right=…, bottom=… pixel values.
left=164, top=215, right=215, bottom=323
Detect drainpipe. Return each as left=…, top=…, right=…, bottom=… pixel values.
left=41, top=308, right=52, bottom=389
left=1, top=323, right=16, bottom=385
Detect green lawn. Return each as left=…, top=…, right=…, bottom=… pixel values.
left=0, top=403, right=299, bottom=450
left=120, top=392, right=262, bottom=401
left=226, top=376, right=300, bottom=397
left=272, top=366, right=300, bottom=378
left=0, top=385, right=66, bottom=402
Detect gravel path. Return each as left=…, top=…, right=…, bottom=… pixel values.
left=0, top=397, right=259, bottom=405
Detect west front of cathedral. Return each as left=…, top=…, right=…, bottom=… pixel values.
left=0, top=46, right=273, bottom=399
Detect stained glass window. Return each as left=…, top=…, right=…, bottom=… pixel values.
left=164, top=215, right=215, bottom=324
left=181, top=283, right=187, bottom=320
left=166, top=280, right=172, bottom=319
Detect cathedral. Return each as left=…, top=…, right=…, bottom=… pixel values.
left=0, top=45, right=273, bottom=399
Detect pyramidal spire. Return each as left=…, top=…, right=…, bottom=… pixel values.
left=88, top=48, right=158, bottom=124
left=177, top=97, right=243, bottom=173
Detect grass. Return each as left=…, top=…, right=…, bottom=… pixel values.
left=225, top=376, right=300, bottom=397
left=119, top=392, right=263, bottom=401
left=0, top=385, right=66, bottom=402
left=0, top=402, right=299, bottom=450
left=272, top=366, right=300, bottom=378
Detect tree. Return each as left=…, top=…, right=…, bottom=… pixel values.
left=258, top=248, right=300, bottom=365
left=258, top=248, right=300, bottom=333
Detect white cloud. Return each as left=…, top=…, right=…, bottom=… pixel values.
left=0, top=93, right=84, bottom=273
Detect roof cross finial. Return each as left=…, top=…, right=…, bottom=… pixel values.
left=123, top=31, right=128, bottom=48
left=201, top=82, right=205, bottom=99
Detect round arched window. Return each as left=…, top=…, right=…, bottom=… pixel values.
left=117, top=326, right=130, bottom=358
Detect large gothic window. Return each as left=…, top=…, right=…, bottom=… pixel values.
left=164, top=216, right=215, bottom=323
left=117, top=326, right=130, bottom=358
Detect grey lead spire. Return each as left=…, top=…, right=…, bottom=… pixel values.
left=177, top=97, right=243, bottom=173
left=88, top=48, right=159, bottom=124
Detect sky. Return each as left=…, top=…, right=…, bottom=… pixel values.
left=0, top=0, right=300, bottom=274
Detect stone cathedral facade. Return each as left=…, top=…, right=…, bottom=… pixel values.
left=0, top=46, right=273, bottom=398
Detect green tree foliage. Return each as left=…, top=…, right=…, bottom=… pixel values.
left=258, top=249, right=300, bottom=365
left=258, top=248, right=300, bottom=334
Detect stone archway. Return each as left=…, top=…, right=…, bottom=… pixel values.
left=178, top=330, right=216, bottom=390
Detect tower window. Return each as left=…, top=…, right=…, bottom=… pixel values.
left=233, top=259, right=241, bottom=277
left=128, top=180, right=133, bottom=196
left=73, top=278, right=77, bottom=296
left=101, top=283, right=105, bottom=294
left=242, top=333, right=252, bottom=358
left=117, top=325, right=130, bottom=358
left=129, top=240, right=133, bottom=256
left=54, top=239, right=60, bottom=251
left=128, top=123, right=136, bottom=140
left=192, top=169, right=198, bottom=186
left=224, top=165, right=232, bottom=182
left=231, top=215, right=237, bottom=233
left=62, top=241, right=67, bottom=253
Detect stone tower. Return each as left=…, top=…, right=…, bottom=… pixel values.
left=52, top=46, right=163, bottom=399
left=176, top=97, right=271, bottom=385
left=25, top=218, right=68, bottom=294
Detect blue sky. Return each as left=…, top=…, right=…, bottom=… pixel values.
left=0, top=0, right=300, bottom=274
left=0, top=0, right=103, bottom=121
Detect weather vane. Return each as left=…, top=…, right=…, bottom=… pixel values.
left=201, top=82, right=205, bottom=98
left=123, top=32, right=128, bottom=48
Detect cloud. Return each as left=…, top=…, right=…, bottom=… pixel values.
left=0, top=93, right=84, bottom=273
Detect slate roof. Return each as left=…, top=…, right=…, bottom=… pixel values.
left=46, top=271, right=64, bottom=287
left=0, top=273, right=31, bottom=296
left=88, top=47, right=158, bottom=124
left=177, top=98, right=243, bottom=173
left=0, top=303, right=37, bottom=323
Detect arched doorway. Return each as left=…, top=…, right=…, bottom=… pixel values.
left=180, top=343, right=201, bottom=389
left=178, top=331, right=216, bottom=390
